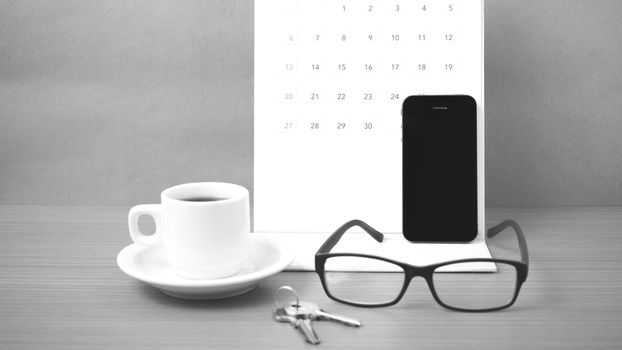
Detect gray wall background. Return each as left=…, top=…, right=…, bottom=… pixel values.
left=1, top=0, right=620, bottom=207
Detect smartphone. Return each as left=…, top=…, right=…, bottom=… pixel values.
left=402, top=95, right=478, bottom=242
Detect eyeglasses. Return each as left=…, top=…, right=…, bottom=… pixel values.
left=315, top=220, right=529, bottom=312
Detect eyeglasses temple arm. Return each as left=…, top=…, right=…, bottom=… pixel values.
left=317, top=219, right=384, bottom=254
left=486, top=219, right=529, bottom=266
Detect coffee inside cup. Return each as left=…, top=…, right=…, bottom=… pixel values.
left=180, top=196, right=227, bottom=202
left=165, top=182, right=245, bottom=204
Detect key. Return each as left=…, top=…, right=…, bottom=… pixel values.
left=285, top=300, right=362, bottom=327
left=273, top=307, right=321, bottom=345
left=273, top=286, right=321, bottom=345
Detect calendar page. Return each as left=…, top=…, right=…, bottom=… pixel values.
left=255, top=0, right=484, bottom=234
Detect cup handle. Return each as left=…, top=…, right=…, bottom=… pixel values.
left=128, top=204, right=162, bottom=246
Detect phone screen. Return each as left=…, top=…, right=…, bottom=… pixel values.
left=402, top=95, right=478, bottom=242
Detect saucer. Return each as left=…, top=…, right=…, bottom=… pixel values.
left=117, top=236, right=294, bottom=300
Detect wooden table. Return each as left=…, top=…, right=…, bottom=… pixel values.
left=1, top=206, right=621, bottom=349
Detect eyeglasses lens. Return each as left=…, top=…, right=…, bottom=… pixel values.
left=432, top=262, right=518, bottom=310
left=323, top=256, right=405, bottom=305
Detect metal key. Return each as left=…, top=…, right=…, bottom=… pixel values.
left=273, top=307, right=321, bottom=345
left=285, top=301, right=362, bottom=327
left=273, top=286, right=321, bottom=345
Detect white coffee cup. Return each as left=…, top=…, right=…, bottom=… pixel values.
left=128, top=182, right=250, bottom=280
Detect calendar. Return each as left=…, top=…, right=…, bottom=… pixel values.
left=254, top=0, right=484, bottom=235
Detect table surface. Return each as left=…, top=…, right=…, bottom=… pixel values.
left=1, top=205, right=621, bottom=349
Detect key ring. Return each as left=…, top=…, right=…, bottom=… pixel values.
left=274, top=286, right=300, bottom=311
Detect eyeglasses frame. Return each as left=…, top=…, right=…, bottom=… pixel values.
left=315, top=219, right=529, bottom=312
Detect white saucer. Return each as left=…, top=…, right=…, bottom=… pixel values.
left=117, top=236, right=294, bottom=300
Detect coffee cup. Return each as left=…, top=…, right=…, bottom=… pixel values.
left=128, top=182, right=250, bottom=280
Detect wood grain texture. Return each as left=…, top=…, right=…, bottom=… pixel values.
left=1, top=205, right=621, bottom=349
